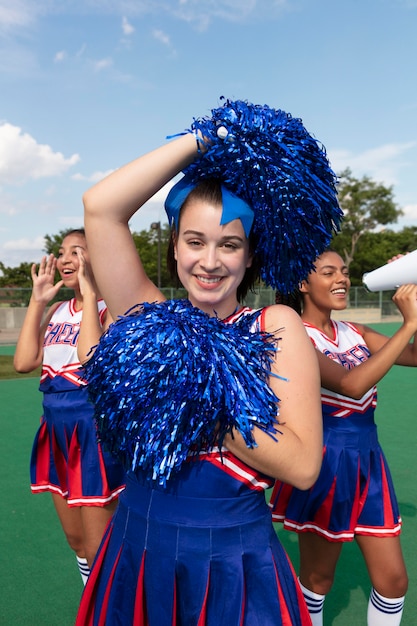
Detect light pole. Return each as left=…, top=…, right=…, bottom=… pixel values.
left=151, top=221, right=161, bottom=288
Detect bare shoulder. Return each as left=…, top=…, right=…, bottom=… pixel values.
left=262, top=303, right=304, bottom=333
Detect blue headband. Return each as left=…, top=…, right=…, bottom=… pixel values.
left=164, top=176, right=254, bottom=237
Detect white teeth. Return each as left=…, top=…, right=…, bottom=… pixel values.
left=197, top=276, right=221, bottom=284
left=332, top=289, right=346, bottom=294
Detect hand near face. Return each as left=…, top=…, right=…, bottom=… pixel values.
left=31, top=254, right=64, bottom=304
left=76, top=248, right=96, bottom=298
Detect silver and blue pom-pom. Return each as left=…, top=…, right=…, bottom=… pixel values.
left=176, top=98, right=343, bottom=293
left=84, top=299, right=281, bottom=486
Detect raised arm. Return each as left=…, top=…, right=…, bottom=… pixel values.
left=83, top=133, right=199, bottom=319
left=14, top=255, right=63, bottom=373
left=76, top=250, right=113, bottom=365
left=317, top=283, right=417, bottom=400
left=225, top=305, right=323, bottom=490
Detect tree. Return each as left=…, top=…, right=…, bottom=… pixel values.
left=44, top=224, right=174, bottom=288
left=136, top=222, right=172, bottom=288
left=333, top=227, right=417, bottom=286
left=0, top=261, right=35, bottom=288
left=332, top=169, right=403, bottom=267
left=44, top=228, right=80, bottom=256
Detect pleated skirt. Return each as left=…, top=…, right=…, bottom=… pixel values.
left=270, top=416, right=401, bottom=541
left=30, top=389, right=125, bottom=506
left=76, top=469, right=311, bottom=625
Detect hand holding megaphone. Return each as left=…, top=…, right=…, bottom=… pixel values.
left=362, top=249, right=417, bottom=291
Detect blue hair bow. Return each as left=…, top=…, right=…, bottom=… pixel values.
left=164, top=176, right=254, bottom=237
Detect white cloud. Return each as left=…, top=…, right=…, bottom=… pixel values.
left=0, top=123, right=80, bottom=185
left=0, top=197, right=18, bottom=216
left=328, top=141, right=416, bottom=187
left=152, top=28, right=177, bottom=56
left=0, top=0, right=36, bottom=32
left=152, top=29, right=171, bottom=47
left=122, top=16, right=134, bottom=35
left=4, top=235, right=45, bottom=250
left=72, top=169, right=115, bottom=183
left=76, top=43, right=87, bottom=58
left=54, top=50, right=67, bottom=62
left=0, top=1, right=290, bottom=37
left=0, top=235, right=47, bottom=267
left=92, top=57, right=113, bottom=71
left=402, top=203, right=417, bottom=220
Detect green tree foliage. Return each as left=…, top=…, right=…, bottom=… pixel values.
left=1, top=223, right=175, bottom=290
left=333, top=168, right=403, bottom=268
left=340, top=227, right=417, bottom=285
left=0, top=261, right=35, bottom=288
left=131, top=223, right=172, bottom=288
left=44, top=228, right=84, bottom=256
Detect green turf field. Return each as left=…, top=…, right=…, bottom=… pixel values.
left=1, top=323, right=415, bottom=625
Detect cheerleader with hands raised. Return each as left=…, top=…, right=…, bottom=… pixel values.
left=14, top=229, right=125, bottom=586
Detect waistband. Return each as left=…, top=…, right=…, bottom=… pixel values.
left=119, top=473, right=270, bottom=527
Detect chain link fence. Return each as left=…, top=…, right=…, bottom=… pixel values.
left=0, top=285, right=399, bottom=313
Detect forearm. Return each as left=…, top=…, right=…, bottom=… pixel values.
left=83, top=133, right=199, bottom=318
left=78, top=295, right=103, bottom=364
left=396, top=328, right=417, bottom=365
left=14, top=297, right=47, bottom=372
left=333, top=321, right=417, bottom=398
left=83, top=133, right=198, bottom=225
left=225, top=425, right=322, bottom=490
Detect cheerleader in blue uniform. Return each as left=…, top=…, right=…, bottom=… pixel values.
left=75, top=99, right=342, bottom=625
left=272, top=249, right=417, bottom=626
left=14, top=229, right=125, bottom=585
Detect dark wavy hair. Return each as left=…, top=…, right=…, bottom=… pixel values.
left=166, top=179, right=261, bottom=302
left=62, top=228, right=86, bottom=239
left=274, top=290, right=303, bottom=315
left=275, top=248, right=338, bottom=315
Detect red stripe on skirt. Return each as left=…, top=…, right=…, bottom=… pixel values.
left=76, top=528, right=113, bottom=626
left=274, top=560, right=311, bottom=626
left=381, top=453, right=395, bottom=527
left=68, top=423, right=83, bottom=499
left=133, top=552, right=149, bottom=626
left=34, top=421, right=51, bottom=485
left=52, top=424, right=68, bottom=492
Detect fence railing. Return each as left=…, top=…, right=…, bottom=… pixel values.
left=0, top=286, right=399, bottom=313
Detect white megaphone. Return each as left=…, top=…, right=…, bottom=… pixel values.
left=362, top=249, right=417, bottom=291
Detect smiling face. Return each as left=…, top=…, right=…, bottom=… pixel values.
left=173, top=199, right=253, bottom=318
left=56, top=231, right=89, bottom=290
left=300, top=250, right=351, bottom=313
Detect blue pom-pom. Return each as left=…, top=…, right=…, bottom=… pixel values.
left=85, top=300, right=281, bottom=486
left=179, top=98, right=342, bottom=293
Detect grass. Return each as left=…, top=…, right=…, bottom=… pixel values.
left=0, top=355, right=41, bottom=380
left=2, top=324, right=416, bottom=624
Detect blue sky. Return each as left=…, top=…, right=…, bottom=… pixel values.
left=1, top=0, right=417, bottom=269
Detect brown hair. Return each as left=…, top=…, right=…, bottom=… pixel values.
left=166, top=179, right=260, bottom=302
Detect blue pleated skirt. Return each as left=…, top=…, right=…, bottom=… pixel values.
left=31, top=389, right=125, bottom=506
left=76, top=461, right=311, bottom=625
left=270, top=415, right=401, bottom=541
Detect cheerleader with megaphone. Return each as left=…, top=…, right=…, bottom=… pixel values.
left=272, top=248, right=417, bottom=626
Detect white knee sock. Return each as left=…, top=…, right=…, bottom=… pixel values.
left=367, top=588, right=404, bottom=626
left=76, top=555, right=90, bottom=586
left=298, top=579, right=325, bottom=626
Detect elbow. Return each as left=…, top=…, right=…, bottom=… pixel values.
left=291, top=467, right=321, bottom=491
left=83, top=189, right=99, bottom=218
left=339, top=382, right=366, bottom=400
left=13, top=358, right=31, bottom=374
left=289, top=450, right=323, bottom=491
